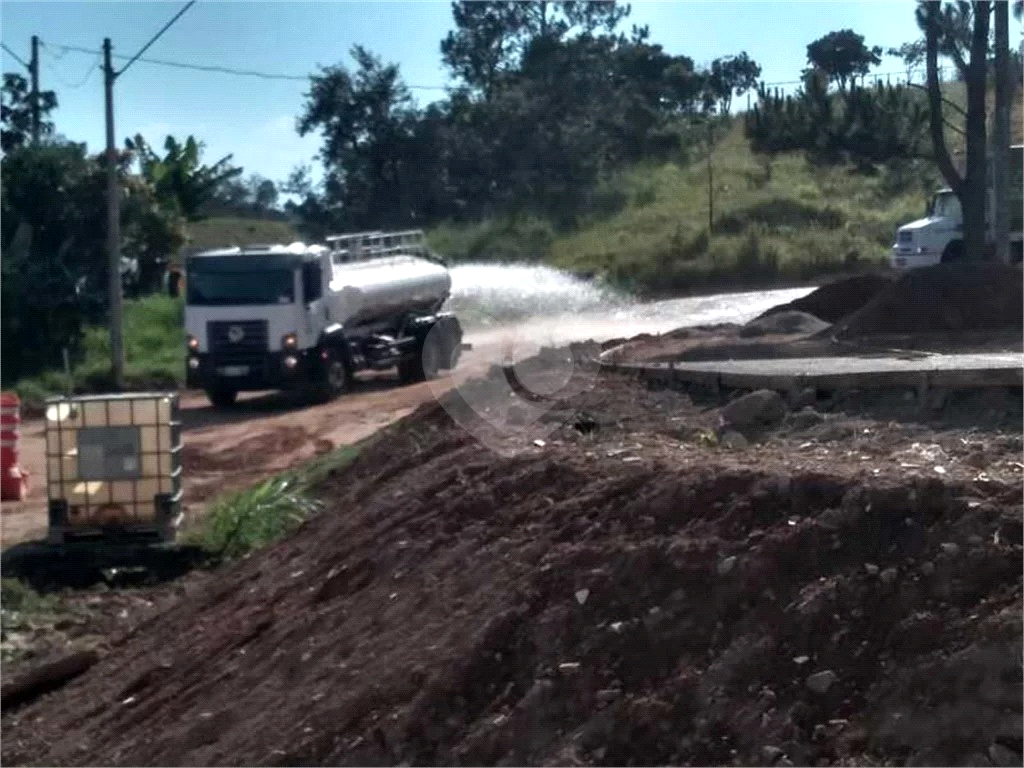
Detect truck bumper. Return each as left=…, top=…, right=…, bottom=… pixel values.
left=890, top=246, right=941, bottom=270
left=186, top=350, right=319, bottom=392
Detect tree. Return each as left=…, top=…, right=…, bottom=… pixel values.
left=806, top=29, right=882, bottom=93
left=1, top=140, right=184, bottom=380
left=298, top=45, right=422, bottom=228
left=440, top=0, right=630, bottom=98
left=887, top=40, right=927, bottom=82
left=992, top=0, right=1012, bottom=263
left=125, top=134, right=243, bottom=221
left=916, top=0, right=990, bottom=261
left=254, top=178, right=279, bottom=211
left=702, top=51, right=762, bottom=113
left=1, top=72, right=57, bottom=152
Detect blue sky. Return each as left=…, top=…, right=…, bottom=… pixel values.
left=0, top=1, right=990, bottom=186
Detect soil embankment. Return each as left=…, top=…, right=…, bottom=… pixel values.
left=3, top=362, right=1021, bottom=767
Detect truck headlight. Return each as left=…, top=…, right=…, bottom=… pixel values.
left=187, top=335, right=199, bottom=351
left=282, top=333, right=297, bottom=350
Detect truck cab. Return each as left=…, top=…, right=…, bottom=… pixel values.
left=890, top=144, right=1024, bottom=269
left=890, top=188, right=965, bottom=269
left=184, top=242, right=335, bottom=407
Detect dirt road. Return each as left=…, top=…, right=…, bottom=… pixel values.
left=0, top=287, right=815, bottom=548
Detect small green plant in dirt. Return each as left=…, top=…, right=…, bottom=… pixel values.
left=190, top=477, right=322, bottom=562
left=0, top=578, right=88, bottom=664
left=1, top=577, right=59, bottom=615
left=187, top=442, right=364, bottom=562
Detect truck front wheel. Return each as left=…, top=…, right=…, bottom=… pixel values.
left=316, top=355, right=350, bottom=402
left=206, top=386, right=238, bottom=409
left=941, top=240, right=964, bottom=263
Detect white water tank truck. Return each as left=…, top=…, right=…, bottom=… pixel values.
left=183, top=229, right=468, bottom=408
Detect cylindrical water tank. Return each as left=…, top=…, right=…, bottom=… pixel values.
left=1, top=392, right=28, bottom=502
left=330, top=255, right=452, bottom=326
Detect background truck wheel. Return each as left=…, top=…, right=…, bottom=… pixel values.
left=206, top=386, right=238, bottom=409
left=941, top=240, right=964, bottom=263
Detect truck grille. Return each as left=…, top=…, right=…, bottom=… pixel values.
left=898, top=230, right=913, bottom=244
left=207, top=320, right=269, bottom=365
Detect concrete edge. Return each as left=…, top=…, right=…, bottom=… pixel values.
left=597, top=355, right=1024, bottom=395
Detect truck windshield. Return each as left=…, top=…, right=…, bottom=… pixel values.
left=186, top=269, right=295, bottom=306
left=931, top=192, right=961, bottom=220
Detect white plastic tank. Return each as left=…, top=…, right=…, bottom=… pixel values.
left=44, top=392, right=182, bottom=540
left=330, top=254, right=452, bottom=326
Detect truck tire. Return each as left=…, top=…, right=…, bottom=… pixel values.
left=316, top=356, right=350, bottom=403
left=421, top=333, right=442, bottom=380
left=206, top=386, right=238, bottom=409
left=941, top=240, right=964, bottom=263
left=396, top=358, right=420, bottom=385
left=398, top=334, right=442, bottom=384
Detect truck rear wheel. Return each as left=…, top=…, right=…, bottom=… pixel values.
left=206, top=386, right=238, bottom=409
left=398, top=334, right=442, bottom=384
left=421, top=334, right=442, bottom=380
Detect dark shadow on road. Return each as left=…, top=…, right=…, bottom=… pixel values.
left=181, top=371, right=410, bottom=431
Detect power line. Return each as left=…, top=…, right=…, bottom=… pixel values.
left=758, top=64, right=951, bottom=90
left=39, top=40, right=449, bottom=89
left=42, top=46, right=101, bottom=89
left=1, top=42, right=30, bottom=70
left=116, top=0, right=196, bottom=77
left=21, top=39, right=937, bottom=96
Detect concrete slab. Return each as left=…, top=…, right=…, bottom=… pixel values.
left=601, top=352, right=1024, bottom=391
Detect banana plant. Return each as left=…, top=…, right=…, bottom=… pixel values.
left=125, top=133, right=243, bottom=221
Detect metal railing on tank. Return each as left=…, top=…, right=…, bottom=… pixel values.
left=325, top=229, right=431, bottom=264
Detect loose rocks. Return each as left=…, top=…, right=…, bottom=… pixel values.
left=721, top=389, right=788, bottom=434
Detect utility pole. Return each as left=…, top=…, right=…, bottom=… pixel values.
left=103, top=38, right=125, bottom=389
left=707, top=119, right=714, bottom=237
left=992, top=0, right=1011, bottom=264
left=95, top=3, right=195, bottom=389
left=29, top=35, right=39, bottom=143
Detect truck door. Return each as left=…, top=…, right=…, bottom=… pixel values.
left=301, top=260, right=325, bottom=344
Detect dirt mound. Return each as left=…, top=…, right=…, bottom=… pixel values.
left=832, top=263, right=1023, bottom=339
left=3, top=378, right=1021, bottom=767
left=760, top=274, right=895, bottom=324
left=739, top=310, right=831, bottom=338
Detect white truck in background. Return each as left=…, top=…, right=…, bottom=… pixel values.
left=183, top=229, right=468, bottom=408
left=890, top=144, right=1023, bottom=269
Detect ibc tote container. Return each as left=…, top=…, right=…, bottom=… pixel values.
left=44, top=392, right=183, bottom=545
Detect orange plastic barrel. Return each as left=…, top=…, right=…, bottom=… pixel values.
left=0, top=392, right=28, bottom=502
